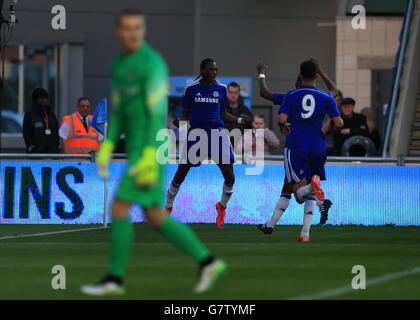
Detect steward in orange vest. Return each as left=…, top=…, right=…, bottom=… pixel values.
left=61, top=113, right=99, bottom=154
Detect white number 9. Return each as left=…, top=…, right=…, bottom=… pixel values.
left=301, top=94, right=315, bottom=119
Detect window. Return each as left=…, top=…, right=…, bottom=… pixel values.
left=1, top=116, right=22, bottom=133
left=0, top=44, right=59, bottom=115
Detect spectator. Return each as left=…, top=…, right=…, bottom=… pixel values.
left=361, top=107, right=381, bottom=151
left=322, top=89, right=343, bottom=155
left=333, top=97, right=370, bottom=155
left=23, top=88, right=59, bottom=153
left=239, top=114, right=280, bottom=157
left=332, top=89, right=343, bottom=113
left=224, top=82, right=252, bottom=132
left=59, top=97, right=102, bottom=154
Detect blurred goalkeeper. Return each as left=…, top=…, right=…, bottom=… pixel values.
left=81, top=8, right=226, bottom=296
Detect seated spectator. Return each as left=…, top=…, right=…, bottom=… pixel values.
left=239, top=114, right=280, bottom=157
left=59, top=97, right=102, bottom=154
left=224, top=82, right=252, bottom=132
left=333, top=97, right=370, bottom=155
left=361, top=107, right=381, bottom=152
left=23, top=88, right=59, bottom=153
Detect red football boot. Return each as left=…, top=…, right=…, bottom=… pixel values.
left=311, top=175, right=325, bottom=202
left=297, top=234, right=310, bottom=242
left=215, top=202, right=226, bottom=230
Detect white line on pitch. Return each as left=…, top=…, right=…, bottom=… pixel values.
left=290, top=266, right=420, bottom=300
left=0, top=226, right=107, bottom=241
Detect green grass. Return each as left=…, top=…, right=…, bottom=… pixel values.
left=0, top=224, right=419, bottom=300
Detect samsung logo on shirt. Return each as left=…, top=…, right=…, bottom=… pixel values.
left=194, top=97, right=219, bottom=103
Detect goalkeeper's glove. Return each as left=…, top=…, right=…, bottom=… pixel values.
left=96, top=140, right=115, bottom=179
left=128, top=146, right=158, bottom=187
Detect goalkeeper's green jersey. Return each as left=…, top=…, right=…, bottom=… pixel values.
left=107, top=42, right=168, bottom=163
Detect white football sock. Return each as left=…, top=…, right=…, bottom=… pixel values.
left=266, top=194, right=291, bottom=228
left=300, top=195, right=316, bottom=237
left=165, top=180, right=181, bottom=209
left=220, top=182, right=234, bottom=208
left=296, top=183, right=313, bottom=203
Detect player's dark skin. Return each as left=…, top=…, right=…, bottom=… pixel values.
left=172, top=61, right=251, bottom=202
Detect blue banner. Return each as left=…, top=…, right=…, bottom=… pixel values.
left=1, top=161, right=419, bottom=226
left=0, top=162, right=104, bottom=224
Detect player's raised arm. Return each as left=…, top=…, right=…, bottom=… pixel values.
left=310, top=57, right=337, bottom=93
left=257, top=62, right=275, bottom=101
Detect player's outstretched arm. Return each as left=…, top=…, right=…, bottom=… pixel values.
left=220, top=108, right=251, bottom=124
left=257, top=62, right=274, bottom=101
left=310, top=57, right=337, bottom=93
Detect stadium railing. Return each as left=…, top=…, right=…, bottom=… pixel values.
left=1, top=153, right=420, bottom=166
left=381, top=0, right=414, bottom=156
left=0, top=153, right=93, bottom=161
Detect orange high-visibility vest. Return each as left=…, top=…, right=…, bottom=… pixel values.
left=61, top=113, right=99, bottom=154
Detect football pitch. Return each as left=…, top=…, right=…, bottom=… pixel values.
left=0, top=223, right=419, bottom=300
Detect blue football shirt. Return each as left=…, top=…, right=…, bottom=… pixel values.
left=273, top=92, right=285, bottom=107
left=182, top=79, right=228, bottom=129
left=278, top=85, right=340, bottom=149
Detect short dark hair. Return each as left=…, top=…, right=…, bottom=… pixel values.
left=333, top=89, right=343, bottom=98
left=77, top=96, right=91, bottom=105
left=299, top=60, right=317, bottom=81
left=32, top=88, right=49, bottom=103
left=254, top=114, right=265, bottom=121
left=116, top=8, right=144, bottom=26
left=228, top=82, right=240, bottom=90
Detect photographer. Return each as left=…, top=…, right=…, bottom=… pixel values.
left=22, top=88, right=59, bottom=153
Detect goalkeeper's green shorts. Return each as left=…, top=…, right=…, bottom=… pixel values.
left=115, top=163, right=165, bottom=208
